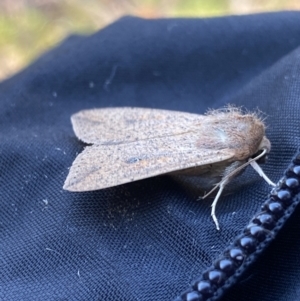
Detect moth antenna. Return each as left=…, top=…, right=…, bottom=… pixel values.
left=250, top=160, right=275, bottom=186
left=216, top=148, right=273, bottom=187
left=202, top=148, right=272, bottom=201
left=202, top=148, right=274, bottom=230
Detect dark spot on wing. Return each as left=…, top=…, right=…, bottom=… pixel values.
left=126, top=157, right=143, bottom=164
left=125, top=119, right=136, bottom=124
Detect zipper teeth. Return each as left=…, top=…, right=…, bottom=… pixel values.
left=175, top=149, right=300, bottom=301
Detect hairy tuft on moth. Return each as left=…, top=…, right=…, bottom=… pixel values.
left=63, top=106, right=275, bottom=230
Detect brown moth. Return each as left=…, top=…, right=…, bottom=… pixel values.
left=63, top=107, right=275, bottom=230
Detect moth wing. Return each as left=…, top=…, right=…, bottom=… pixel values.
left=63, top=133, right=235, bottom=191
left=70, top=107, right=205, bottom=144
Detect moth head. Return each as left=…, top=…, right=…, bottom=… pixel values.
left=205, top=108, right=269, bottom=162
left=252, top=136, right=271, bottom=164
left=229, top=112, right=270, bottom=162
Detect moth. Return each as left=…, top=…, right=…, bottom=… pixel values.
left=63, top=107, right=275, bottom=230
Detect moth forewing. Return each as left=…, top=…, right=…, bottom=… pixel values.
left=63, top=135, right=235, bottom=192
left=64, top=107, right=274, bottom=230
left=70, top=107, right=206, bottom=145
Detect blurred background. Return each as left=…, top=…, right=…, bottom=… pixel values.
left=0, top=0, right=299, bottom=81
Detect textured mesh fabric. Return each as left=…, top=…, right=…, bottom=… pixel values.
left=1, top=12, right=300, bottom=301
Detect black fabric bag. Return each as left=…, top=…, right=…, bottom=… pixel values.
left=1, top=11, right=300, bottom=301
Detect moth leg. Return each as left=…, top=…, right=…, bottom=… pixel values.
left=250, top=160, right=275, bottom=186
left=209, top=161, right=243, bottom=230
left=201, top=183, right=220, bottom=200
left=211, top=177, right=230, bottom=231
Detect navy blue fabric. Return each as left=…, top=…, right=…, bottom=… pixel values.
left=1, top=12, right=300, bottom=301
